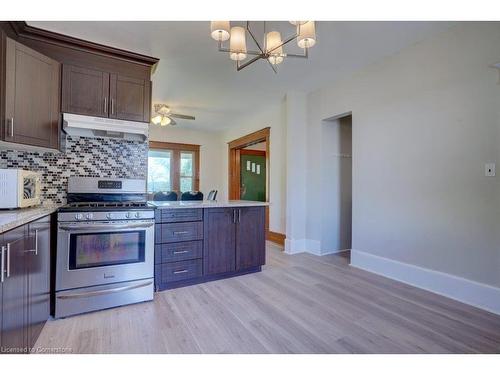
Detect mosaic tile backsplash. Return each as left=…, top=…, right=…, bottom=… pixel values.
left=0, top=136, right=148, bottom=205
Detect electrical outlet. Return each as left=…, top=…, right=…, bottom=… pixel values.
left=485, top=163, right=496, bottom=177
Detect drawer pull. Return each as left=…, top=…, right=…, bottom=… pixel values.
left=173, top=269, right=188, bottom=274
left=173, top=250, right=189, bottom=254
left=173, top=231, right=189, bottom=235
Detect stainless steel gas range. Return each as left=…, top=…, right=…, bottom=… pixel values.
left=55, top=177, right=155, bottom=318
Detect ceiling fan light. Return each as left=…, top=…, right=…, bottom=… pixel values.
left=151, top=114, right=162, bottom=125
left=289, top=21, right=308, bottom=26
left=229, top=26, right=247, bottom=61
left=160, top=116, right=172, bottom=126
left=297, top=21, right=316, bottom=49
left=210, top=21, right=230, bottom=41
left=265, top=31, right=284, bottom=65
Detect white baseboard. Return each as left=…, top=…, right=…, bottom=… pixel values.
left=285, top=239, right=321, bottom=255
left=285, top=239, right=349, bottom=256
left=350, top=250, right=500, bottom=316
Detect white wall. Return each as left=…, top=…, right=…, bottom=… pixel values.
left=306, top=22, right=500, bottom=288
left=148, top=125, right=224, bottom=197
left=220, top=100, right=287, bottom=234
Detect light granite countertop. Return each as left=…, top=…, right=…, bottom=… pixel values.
left=0, top=205, right=61, bottom=234
left=149, top=200, right=269, bottom=210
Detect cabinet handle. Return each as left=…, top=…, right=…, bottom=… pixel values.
left=238, top=209, right=241, bottom=223
left=104, top=97, right=108, bottom=113
left=173, top=250, right=189, bottom=255
left=6, top=243, right=10, bottom=278
left=173, top=231, right=188, bottom=235
left=25, top=229, right=38, bottom=255
left=173, top=269, right=188, bottom=274
left=6, top=117, right=14, bottom=137
left=111, top=99, right=115, bottom=115
left=1, top=246, right=5, bottom=283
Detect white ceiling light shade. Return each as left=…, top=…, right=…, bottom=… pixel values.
left=151, top=114, right=162, bottom=125
left=210, top=21, right=317, bottom=73
left=229, top=26, right=247, bottom=61
left=297, top=21, right=316, bottom=48
left=210, top=21, right=230, bottom=41
left=160, top=116, right=172, bottom=126
left=266, top=31, right=284, bottom=65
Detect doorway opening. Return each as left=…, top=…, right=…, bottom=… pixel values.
left=228, top=127, right=270, bottom=237
left=322, top=114, right=352, bottom=259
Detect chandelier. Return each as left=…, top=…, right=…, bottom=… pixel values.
left=210, top=21, right=316, bottom=73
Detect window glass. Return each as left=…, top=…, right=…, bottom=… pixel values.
left=147, top=150, right=171, bottom=192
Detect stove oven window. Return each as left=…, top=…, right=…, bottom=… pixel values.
left=69, top=231, right=146, bottom=269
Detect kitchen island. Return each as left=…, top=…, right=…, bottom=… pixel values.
left=149, top=200, right=268, bottom=291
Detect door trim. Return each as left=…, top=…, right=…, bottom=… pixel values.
left=228, top=127, right=270, bottom=236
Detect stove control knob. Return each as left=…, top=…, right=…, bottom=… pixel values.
left=85, top=213, right=93, bottom=220
left=125, top=212, right=132, bottom=219
left=135, top=212, right=141, bottom=218
left=75, top=213, right=83, bottom=220
left=106, top=213, right=113, bottom=220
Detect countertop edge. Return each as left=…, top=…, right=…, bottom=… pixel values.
left=149, top=200, right=270, bottom=209
left=0, top=206, right=60, bottom=234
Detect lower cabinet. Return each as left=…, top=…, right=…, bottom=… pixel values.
left=0, top=215, right=50, bottom=354
left=203, top=208, right=236, bottom=276
left=204, top=206, right=265, bottom=276
left=154, top=206, right=266, bottom=291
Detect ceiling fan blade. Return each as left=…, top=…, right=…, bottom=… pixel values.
left=169, top=118, right=177, bottom=126
left=169, top=113, right=195, bottom=120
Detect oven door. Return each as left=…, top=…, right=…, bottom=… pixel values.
left=56, top=220, right=154, bottom=290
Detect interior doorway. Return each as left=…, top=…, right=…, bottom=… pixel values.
left=322, top=114, right=352, bottom=256
left=228, top=127, right=270, bottom=235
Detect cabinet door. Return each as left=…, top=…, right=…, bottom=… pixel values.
left=203, top=208, right=236, bottom=276
left=0, top=233, right=3, bottom=350
left=236, top=207, right=266, bottom=271
left=27, top=217, right=50, bottom=349
left=61, top=64, right=109, bottom=118
left=4, top=38, right=61, bottom=149
left=109, top=74, right=151, bottom=122
left=1, top=225, right=27, bottom=353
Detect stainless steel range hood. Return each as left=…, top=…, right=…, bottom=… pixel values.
left=62, top=113, right=149, bottom=142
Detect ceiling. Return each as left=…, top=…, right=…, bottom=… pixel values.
left=29, top=21, right=454, bottom=131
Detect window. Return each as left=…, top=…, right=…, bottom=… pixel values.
left=148, top=142, right=200, bottom=193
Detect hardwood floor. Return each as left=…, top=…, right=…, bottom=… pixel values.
left=34, top=243, right=500, bottom=353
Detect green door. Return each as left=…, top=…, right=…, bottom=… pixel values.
left=240, top=154, right=266, bottom=201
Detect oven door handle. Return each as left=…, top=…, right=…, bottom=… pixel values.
left=59, top=222, right=154, bottom=231
left=56, top=280, right=153, bottom=300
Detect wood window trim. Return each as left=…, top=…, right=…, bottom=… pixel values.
left=149, top=141, right=200, bottom=192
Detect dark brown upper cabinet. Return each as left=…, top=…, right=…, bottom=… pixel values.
left=110, top=74, right=151, bottom=122
left=2, top=37, right=60, bottom=149
left=61, top=65, right=109, bottom=118
left=62, top=64, right=151, bottom=123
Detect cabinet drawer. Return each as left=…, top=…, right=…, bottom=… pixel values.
left=155, top=241, right=203, bottom=263
left=158, top=222, right=203, bottom=243
left=156, top=259, right=202, bottom=283
left=155, top=209, right=203, bottom=223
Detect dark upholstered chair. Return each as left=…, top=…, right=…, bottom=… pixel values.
left=181, top=191, right=204, bottom=201
left=153, top=191, right=178, bottom=201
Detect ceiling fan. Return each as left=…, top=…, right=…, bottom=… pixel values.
left=151, top=104, right=195, bottom=126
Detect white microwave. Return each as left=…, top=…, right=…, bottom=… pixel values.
left=0, top=169, right=41, bottom=209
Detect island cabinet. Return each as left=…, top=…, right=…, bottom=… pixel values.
left=153, top=206, right=266, bottom=291
left=0, top=215, right=51, bottom=354
left=204, top=207, right=265, bottom=276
